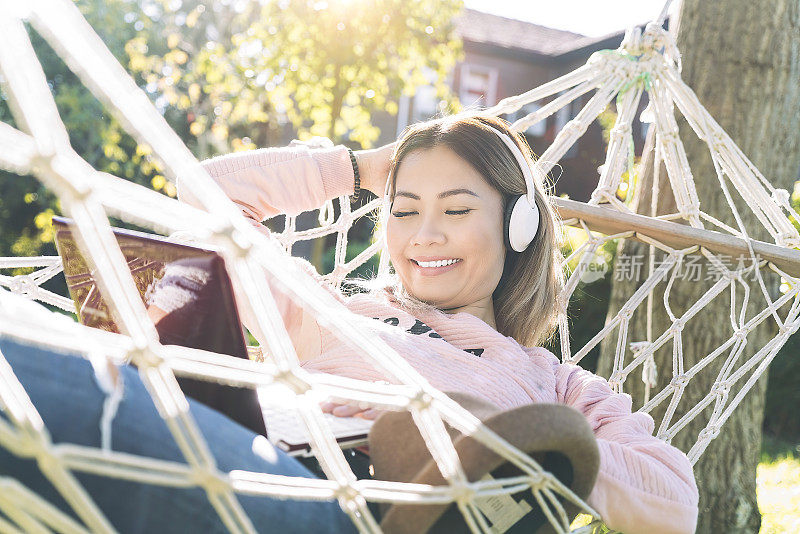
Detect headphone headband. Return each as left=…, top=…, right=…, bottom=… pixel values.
left=484, top=123, right=542, bottom=252
left=484, top=125, right=538, bottom=205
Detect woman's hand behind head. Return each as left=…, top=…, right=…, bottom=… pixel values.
left=355, top=142, right=395, bottom=197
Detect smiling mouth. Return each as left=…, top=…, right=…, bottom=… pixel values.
left=410, top=258, right=462, bottom=268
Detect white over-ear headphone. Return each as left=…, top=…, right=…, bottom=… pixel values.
left=486, top=126, right=541, bottom=253
left=382, top=123, right=541, bottom=253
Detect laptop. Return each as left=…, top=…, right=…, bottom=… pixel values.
left=52, top=216, right=372, bottom=454
left=258, top=392, right=373, bottom=457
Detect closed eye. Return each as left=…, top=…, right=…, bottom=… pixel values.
left=391, top=209, right=473, bottom=218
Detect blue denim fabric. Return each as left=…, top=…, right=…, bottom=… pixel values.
left=0, top=338, right=358, bottom=534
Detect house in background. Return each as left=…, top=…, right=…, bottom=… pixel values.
left=379, top=9, right=654, bottom=203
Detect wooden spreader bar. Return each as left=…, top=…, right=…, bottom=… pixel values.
left=553, top=197, right=800, bottom=279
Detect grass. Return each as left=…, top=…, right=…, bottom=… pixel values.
left=758, top=436, right=800, bottom=534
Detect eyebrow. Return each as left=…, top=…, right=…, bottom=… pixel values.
left=394, top=188, right=480, bottom=200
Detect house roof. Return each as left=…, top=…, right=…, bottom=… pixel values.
left=456, top=8, right=648, bottom=59
left=455, top=9, right=587, bottom=57
left=553, top=28, right=642, bottom=56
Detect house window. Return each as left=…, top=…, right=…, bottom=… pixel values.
left=459, top=64, right=498, bottom=108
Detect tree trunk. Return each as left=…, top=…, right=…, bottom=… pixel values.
left=596, top=1, right=800, bottom=532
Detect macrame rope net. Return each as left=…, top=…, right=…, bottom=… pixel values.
left=1, top=1, right=799, bottom=533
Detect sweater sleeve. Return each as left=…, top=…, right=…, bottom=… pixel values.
left=176, top=144, right=355, bottom=220
left=174, top=144, right=355, bottom=355
left=536, top=349, right=699, bottom=534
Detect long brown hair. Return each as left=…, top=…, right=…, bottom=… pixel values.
left=355, top=113, right=566, bottom=348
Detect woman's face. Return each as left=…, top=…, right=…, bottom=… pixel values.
left=386, top=145, right=506, bottom=310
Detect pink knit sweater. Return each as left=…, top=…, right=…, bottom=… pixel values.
left=176, top=144, right=699, bottom=534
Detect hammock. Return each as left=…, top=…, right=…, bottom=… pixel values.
left=1, top=1, right=799, bottom=533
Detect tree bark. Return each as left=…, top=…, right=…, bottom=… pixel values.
left=596, top=1, right=800, bottom=532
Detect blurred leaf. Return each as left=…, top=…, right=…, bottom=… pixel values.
left=125, top=0, right=463, bottom=152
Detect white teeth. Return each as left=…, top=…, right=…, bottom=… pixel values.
left=416, top=259, right=460, bottom=268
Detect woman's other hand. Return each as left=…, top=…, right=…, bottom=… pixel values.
left=354, top=142, right=395, bottom=197
left=320, top=401, right=384, bottom=420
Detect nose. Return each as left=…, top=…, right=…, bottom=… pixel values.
left=410, top=214, right=446, bottom=247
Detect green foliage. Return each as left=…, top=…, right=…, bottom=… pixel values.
left=761, top=434, right=799, bottom=464
left=595, top=105, right=617, bottom=145
left=127, top=0, right=464, bottom=153
left=0, top=0, right=170, bottom=259
left=124, top=0, right=271, bottom=158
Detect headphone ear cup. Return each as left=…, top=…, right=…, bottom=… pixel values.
left=505, top=194, right=541, bottom=253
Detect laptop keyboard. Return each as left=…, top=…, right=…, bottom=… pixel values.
left=260, top=400, right=374, bottom=456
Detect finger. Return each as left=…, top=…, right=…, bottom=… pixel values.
left=359, top=409, right=383, bottom=420
left=320, top=402, right=340, bottom=413
left=332, top=404, right=363, bottom=417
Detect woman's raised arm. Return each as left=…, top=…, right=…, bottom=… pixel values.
left=177, top=143, right=355, bottom=220
left=176, top=141, right=393, bottom=221
left=174, top=141, right=392, bottom=363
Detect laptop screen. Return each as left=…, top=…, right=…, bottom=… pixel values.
left=52, top=216, right=266, bottom=435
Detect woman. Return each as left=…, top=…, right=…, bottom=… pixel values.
left=175, top=114, right=699, bottom=533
